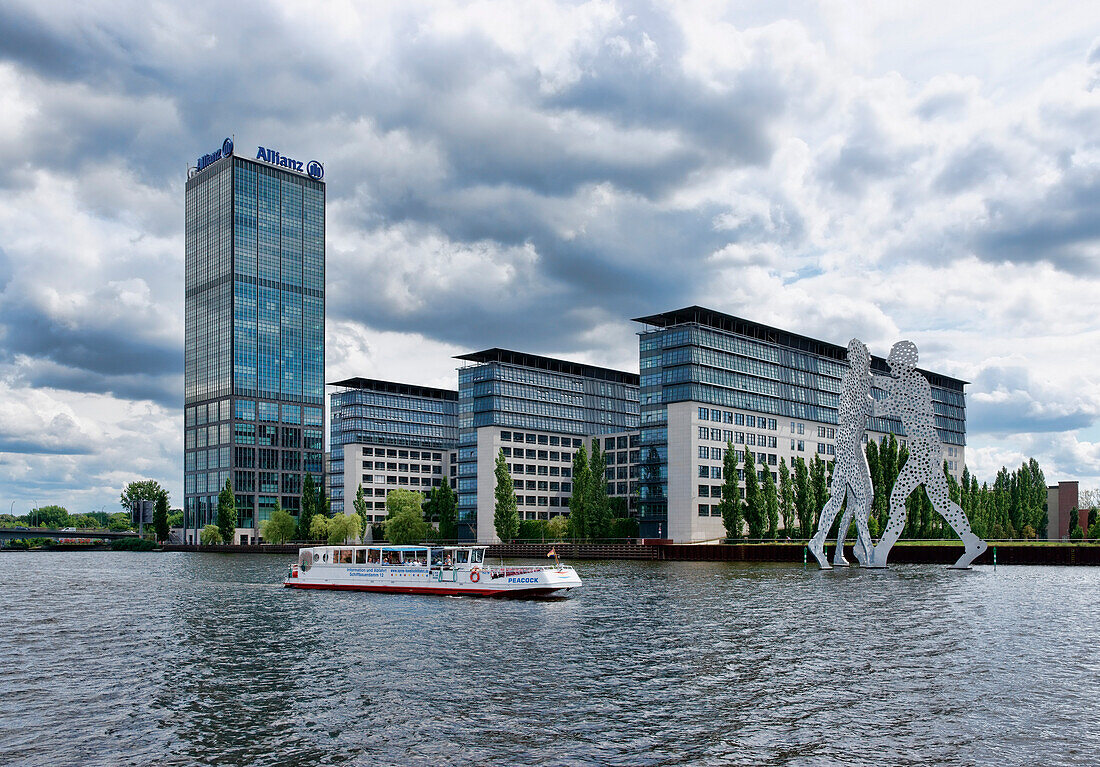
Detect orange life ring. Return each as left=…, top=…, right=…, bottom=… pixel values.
left=470, top=569, right=480, bottom=583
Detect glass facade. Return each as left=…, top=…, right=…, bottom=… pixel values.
left=455, top=349, right=640, bottom=539
left=328, top=379, right=458, bottom=514
left=634, top=308, right=967, bottom=537
left=184, top=153, right=325, bottom=537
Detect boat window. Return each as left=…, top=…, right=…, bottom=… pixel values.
left=313, top=553, right=320, bottom=563
left=431, top=550, right=443, bottom=566
left=472, top=549, right=484, bottom=564
left=322, top=552, right=329, bottom=563
left=355, top=549, right=366, bottom=564
left=455, top=549, right=470, bottom=564
left=367, top=550, right=380, bottom=564
left=299, top=551, right=312, bottom=572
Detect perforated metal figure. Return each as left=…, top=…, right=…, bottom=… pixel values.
left=808, top=339, right=874, bottom=569
left=868, top=341, right=987, bottom=569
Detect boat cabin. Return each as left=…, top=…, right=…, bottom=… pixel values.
left=298, top=545, right=487, bottom=572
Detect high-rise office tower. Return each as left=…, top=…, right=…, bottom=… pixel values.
left=183, top=137, right=325, bottom=542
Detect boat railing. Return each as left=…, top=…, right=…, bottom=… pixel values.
left=485, top=565, right=571, bottom=579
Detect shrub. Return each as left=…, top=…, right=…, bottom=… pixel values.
left=111, top=537, right=157, bottom=551
left=546, top=514, right=569, bottom=540
left=517, top=519, right=548, bottom=541
left=609, top=517, right=639, bottom=540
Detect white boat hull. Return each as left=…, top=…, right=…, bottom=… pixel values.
left=284, top=563, right=581, bottom=597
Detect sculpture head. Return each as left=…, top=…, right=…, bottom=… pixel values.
left=846, top=338, right=870, bottom=371
left=886, top=340, right=918, bottom=373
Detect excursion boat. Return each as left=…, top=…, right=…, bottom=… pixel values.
left=283, top=544, right=582, bottom=597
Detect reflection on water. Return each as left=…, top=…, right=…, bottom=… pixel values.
left=2, top=552, right=1098, bottom=766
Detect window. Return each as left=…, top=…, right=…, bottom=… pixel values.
left=699, top=485, right=710, bottom=497
left=735, top=413, right=745, bottom=425
left=711, top=429, right=721, bottom=441
left=699, top=407, right=709, bottom=421
left=768, top=419, right=777, bottom=431
left=827, top=444, right=835, bottom=455
left=798, top=440, right=804, bottom=451
left=698, top=466, right=709, bottom=478
left=769, top=436, right=777, bottom=448
left=711, top=447, right=723, bottom=460
left=699, top=427, right=709, bottom=440
left=798, top=423, right=804, bottom=435
left=550, top=451, right=559, bottom=461
left=790, top=421, right=796, bottom=432
left=711, top=466, right=722, bottom=479
left=747, top=434, right=756, bottom=446
left=723, top=411, right=733, bottom=424
left=746, top=415, right=756, bottom=428
left=699, top=446, right=709, bottom=459
left=699, top=504, right=709, bottom=517
left=818, top=426, right=826, bottom=438
left=791, top=439, right=796, bottom=450
left=710, top=409, right=721, bottom=421
left=550, top=436, right=560, bottom=446
left=501, top=431, right=512, bottom=441
left=826, top=428, right=835, bottom=439
left=735, top=431, right=744, bottom=444
left=768, top=454, right=777, bottom=466
left=818, top=443, right=826, bottom=454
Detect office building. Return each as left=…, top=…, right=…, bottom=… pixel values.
left=455, top=349, right=640, bottom=541
left=328, top=378, right=459, bottom=522
left=184, top=138, right=325, bottom=542
left=1046, top=481, right=1084, bottom=540
left=633, top=307, right=967, bottom=542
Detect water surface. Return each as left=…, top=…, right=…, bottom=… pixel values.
left=2, top=552, right=1098, bottom=766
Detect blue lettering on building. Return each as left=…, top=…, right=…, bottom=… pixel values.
left=255, top=146, right=324, bottom=179
left=196, top=137, right=233, bottom=173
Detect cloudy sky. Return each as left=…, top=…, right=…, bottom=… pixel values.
left=1, top=0, right=1099, bottom=514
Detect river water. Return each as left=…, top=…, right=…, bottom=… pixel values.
left=2, top=552, right=1098, bottom=766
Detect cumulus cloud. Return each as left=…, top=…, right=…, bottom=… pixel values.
left=2, top=0, right=1100, bottom=511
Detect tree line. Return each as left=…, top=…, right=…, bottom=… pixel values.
left=719, top=436, right=1062, bottom=541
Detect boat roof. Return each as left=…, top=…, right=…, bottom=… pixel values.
left=303, top=544, right=487, bottom=550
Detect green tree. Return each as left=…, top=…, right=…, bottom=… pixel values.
left=1068, top=507, right=1084, bottom=540
left=309, top=514, right=330, bottom=540
left=199, top=524, right=222, bottom=545
left=778, top=458, right=795, bottom=536
left=436, top=482, right=458, bottom=541
left=569, top=444, right=590, bottom=540
left=29, top=505, right=71, bottom=529
left=1088, top=517, right=1100, bottom=541
left=743, top=450, right=765, bottom=539
left=794, top=457, right=812, bottom=538
left=353, top=483, right=369, bottom=534
left=493, top=449, right=520, bottom=542
left=385, top=504, right=429, bottom=545
left=546, top=514, right=569, bottom=539
left=809, top=455, right=828, bottom=532
left=260, top=502, right=296, bottom=544
left=153, top=492, right=169, bottom=543
left=216, top=479, right=236, bottom=545
left=120, top=480, right=169, bottom=511
left=328, top=512, right=363, bottom=544
left=588, top=441, right=611, bottom=540
left=763, top=462, right=779, bottom=540
left=718, top=441, right=742, bottom=540
left=385, top=488, right=423, bottom=519
left=167, top=510, right=183, bottom=529
left=298, top=473, right=318, bottom=541
left=107, top=512, right=132, bottom=532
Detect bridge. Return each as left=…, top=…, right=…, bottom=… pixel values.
left=0, top=527, right=140, bottom=542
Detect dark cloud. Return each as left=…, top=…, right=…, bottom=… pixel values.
left=967, top=365, right=1099, bottom=435
left=933, top=142, right=1009, bottom=194
left=970, top=166, right=1100, bottom=272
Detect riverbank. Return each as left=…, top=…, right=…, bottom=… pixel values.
left=155, top=541, right=1100, bottom=565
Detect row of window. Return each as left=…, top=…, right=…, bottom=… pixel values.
left=697, top=408, right=779, bottom=430
left=697, top=427, right=780, bottom=448
left=513, top=480, right=573, bottom=493
left=361, top=461, right=442, bottom=474
left=358, top=475, right=444, bottom=488
left=509, top=464, right=573, bottom=477
left=501, top=447, right=572, bottom=462
left=601, top=434, right=641, bottom=450
left=501, top=431, right=584, bottom=447
left=604, top=466, right=638, bottom=480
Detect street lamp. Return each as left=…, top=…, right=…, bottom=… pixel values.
left=33, top=499, right=39, bottom=528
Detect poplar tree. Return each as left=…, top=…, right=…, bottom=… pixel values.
left=216, top=478, right=236, bottom=545
left=588, top=441, right=611, bottom=540
left=569, top=444, right=590, bottom=541
left=353, top=483, right=369, bottom=534
left=763, top=462, right=779, bottom=540
left=437, top=482, right=458, bottom=541
left=743, top=450, right=765, bottom=539
left=794, top=457, right=812, bottom=538
left=719, top=441, right=742, bottom=540
left=298, top=473, right=317, bottom=541
left=493, top=449, right=519, bottom=542
left=778, top=458, right=795, bottom=536
left=153, top=492, right=170, bottom=543
left=809, top=454, right=828, bottom=532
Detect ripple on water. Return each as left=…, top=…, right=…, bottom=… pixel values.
left=1, top=553, right=1098, bottom=766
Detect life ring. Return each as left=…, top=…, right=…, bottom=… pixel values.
left=470, top=569, right=480, bottom=583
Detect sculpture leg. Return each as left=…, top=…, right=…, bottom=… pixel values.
left=925, top=471, right=987, bottom=569
left=809, top=492, right=844, bottom=570
left=868, top=464, right=919, bottom=568
left=833, top=489, right=854, bottom=567
left=848, top=478, right=873, bottom=567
